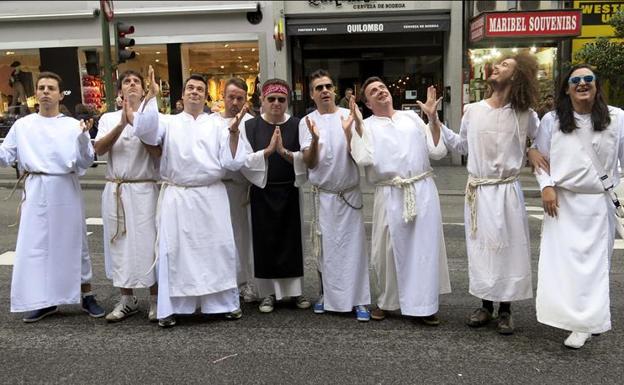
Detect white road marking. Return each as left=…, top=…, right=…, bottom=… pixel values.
left=0, top=251, right=16, bottom=266
left=526, top=206, right=543, bottom=212
left=530, top=214, right=544, bottom=220
left=86, top=218, right=103, bottom=226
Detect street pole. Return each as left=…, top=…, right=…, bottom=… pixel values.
left=100, top=2, right=115, bottom=112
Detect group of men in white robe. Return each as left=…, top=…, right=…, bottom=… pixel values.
left=2, top=56, right=620, bottom=347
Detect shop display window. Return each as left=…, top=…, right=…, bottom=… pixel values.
left=0, top=49, right=40, bottom=121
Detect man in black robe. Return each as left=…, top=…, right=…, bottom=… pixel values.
left=244, top=79, right=311, bottom=313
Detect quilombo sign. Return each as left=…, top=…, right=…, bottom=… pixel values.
left=470, top=10, right=582, bottom=42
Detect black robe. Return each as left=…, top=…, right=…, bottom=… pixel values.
left=245, top=116, right=303, bottom=279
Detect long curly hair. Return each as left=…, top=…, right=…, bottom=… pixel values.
left=504, top=52, right=539, bottom=111
left=555, top=64, right=610, bottom=134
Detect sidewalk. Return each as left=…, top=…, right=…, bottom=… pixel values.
left=0, top=163, right=542, bottom=197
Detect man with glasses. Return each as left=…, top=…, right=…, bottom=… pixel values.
left=348, top=77, right=451, bottom=326
left=130, top=68, right=248, bottom=327
left=208, top=78, right=267, bottom=304
left=300, top=69, right=370, bottom=321
left=244, top=78, right=311, bottom=313
left=441, top=53, right=544, bottom=335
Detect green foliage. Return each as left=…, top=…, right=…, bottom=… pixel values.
left=574, top=10, right=624, bottom=106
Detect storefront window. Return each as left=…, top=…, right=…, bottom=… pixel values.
left=181, top=41, right=260, bottom=113
left=468, top=46, right=557, bottom=110
left=0, top=49, right=40, bottom=118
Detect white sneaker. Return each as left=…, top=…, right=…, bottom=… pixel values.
left=105, top=296, right=139, bottom=323
left=148, top=298, right=158, bottom=323
left=259, top=295, right=275, bottom=313
left=239, top=284, right=258, bottom=303
left=564, top=331, right=592, bottom=349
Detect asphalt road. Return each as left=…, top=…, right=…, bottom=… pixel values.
left=0, top=187, right=623, bottom=384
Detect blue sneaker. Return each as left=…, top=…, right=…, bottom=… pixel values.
left=23, top=306, right=58, bottom=323
left=82, top=295, right=105, bottom=318
left=355, top=305, right=370, bottom=322
left=313, top=296, right=325, bottom=314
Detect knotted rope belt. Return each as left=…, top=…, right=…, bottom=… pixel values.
left=309, top=183, right=362, bottom=259
left=375, top=169, right=434, bottom=223
left=4, top=171, right=48, bottom=227
left=106, top=178, right=158, bottom=242
left=465, top=174, right=518, bottom=236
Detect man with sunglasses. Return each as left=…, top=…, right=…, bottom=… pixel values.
left=348, top=77, right=451, bottom=325
left=300, top=69, right=370, bottom=321
left=208, top=78, right=269, bottom=304
left=130, top=68, right=249, bottom=328
left=441, top=53, right=544, bottom=335
left=244, top=79, right=311, bottom=313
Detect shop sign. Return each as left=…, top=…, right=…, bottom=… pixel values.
left=469, top=10, right=582, bottom=42
left=288, top=19, right=449, bottom=35
left=578, top=1, right=624, bottom=25
left=306, top=1, right=408, bottom=10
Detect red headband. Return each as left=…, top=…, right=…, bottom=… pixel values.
left=262, top=83, right=289, bottom=96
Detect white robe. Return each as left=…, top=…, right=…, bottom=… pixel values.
left=442, top=101, right=539, bottom=302
left=300, top=108, right=370, bottom=312
left=96, top=110, right=159, bottom=289
left=0, top=113, right=94, bottom=312
left=134, top=99, right=247, bottom=318
left=350, top=110, right=451, bottom=316
left=534, top=108, right=624, bottom=333
left=208, top=112, right=267, bottom=294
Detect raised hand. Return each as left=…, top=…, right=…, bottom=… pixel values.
left=79, top=119, right=91, bottom=133
left=416, top=85, right=442, bottom=122
left=275, top=126, right=284, bottom=152
left=305, top=116, right=320, bottom=142
left=229, top=105, right=248, bottom=134
left=264, top=127, right=280, bottom=158
left=145, top=65, right=159, bottom=101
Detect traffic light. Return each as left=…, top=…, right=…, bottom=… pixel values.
left=84, top=50, right=100, bottom=76
left=115, top=22, right=136, bottom=64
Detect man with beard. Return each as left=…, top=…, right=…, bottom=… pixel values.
left=300, top=69, right=370, bottom=321
left=441, top=53, right=546, bottom=334
left=208, top=78, right=268, bottom=304
left=94, top=70, right=161, bottom=323
left=245, top=79, right=311, bottom=313
left=348, top=78, right=451, bottom=325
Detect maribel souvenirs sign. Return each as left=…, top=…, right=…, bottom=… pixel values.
left=470, top=10, right=582, bottom=42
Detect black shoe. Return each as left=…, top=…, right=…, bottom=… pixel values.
left=466, top=307, right=493, bottom=327
left=82, top=295, right=105, bottom=318
left=158, top=315, right=177, bottom=328
left=23, top=306, right=58, bottom=323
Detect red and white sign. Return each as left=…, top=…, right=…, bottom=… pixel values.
left=470, top=10, right=582, bottom=42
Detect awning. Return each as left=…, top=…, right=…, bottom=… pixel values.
left=287, top=14, right=450, bottom=36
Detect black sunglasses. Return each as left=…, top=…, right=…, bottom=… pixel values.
left=568, top=75, right=596, bottom=85
left=267, top=96, right=286, bottom=103
left=314, top=83, right=334, bottom=92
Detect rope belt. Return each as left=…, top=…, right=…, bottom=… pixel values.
left=145, top=181, right=213, bottom=276
left=375, top=169, right=434, bottom=223
left=465, top=174, right=518, bottom=236
left=4, top=171, right=47, bottom=227
left=106, top=178, right=158, bottom=242
left=309, top=183, right=362, bottom=260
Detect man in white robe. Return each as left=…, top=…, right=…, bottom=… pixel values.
left=0, top=71, right=104, bottom=322
left=131, top=70, right=249, bottom=328
left=441, top=53, right=542, bottom=334
left=532, top=65, right=624, bottom=348
left=208, top=78, right=266, bottom=303
left=349, top=77, right=451, bottom=325
left=300, top=69, right=370, bottom=321
left=94, top=70, right=161, bottom=323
